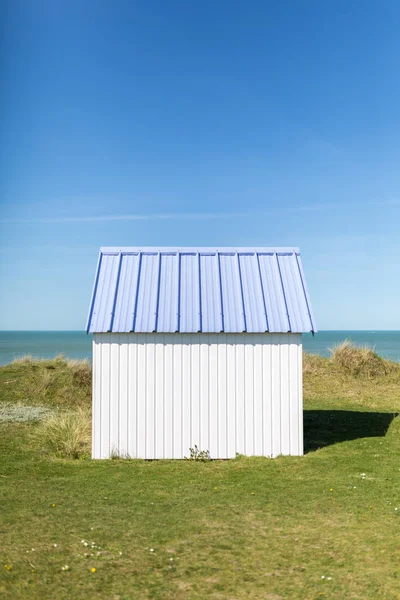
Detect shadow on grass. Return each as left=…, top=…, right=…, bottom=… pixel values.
left=304, top=410, right=398, bottom=453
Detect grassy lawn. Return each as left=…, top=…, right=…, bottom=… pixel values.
left=1, top=349, right=400, bottom=599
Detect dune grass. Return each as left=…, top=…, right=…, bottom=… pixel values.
left=1, top=343, right=400, bottom=599
left=33, top=407, right=91, bottom=459
left=0, top=354, right=91, bottom=409
left=329, top=340, right=389, bottom=378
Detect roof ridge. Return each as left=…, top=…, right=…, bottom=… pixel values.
left=100, top=246, right=301, bottom=254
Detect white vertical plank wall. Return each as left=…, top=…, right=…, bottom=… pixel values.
left=92, top=333, right=303, bottom=459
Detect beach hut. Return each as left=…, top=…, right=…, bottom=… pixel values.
left=86, top=247, right=316, bottom=459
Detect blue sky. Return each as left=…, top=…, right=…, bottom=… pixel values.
left=1, top=0, right=400, bottom=330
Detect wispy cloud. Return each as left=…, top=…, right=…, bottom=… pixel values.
left=1, top=199, right=399, bottom=224
left=0, top=211, right=258, bottom=224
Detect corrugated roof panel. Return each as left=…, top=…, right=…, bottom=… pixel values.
left=295, top=252, right=316, bottom=330
left=180, top=253, right=200, bottom=332
left=87, top=247, right=316, bottom=333
left=89, top=253, right=119, bottom=332
left=258, top=254, right=290, bottom=333
left=199, top=253, right=223, bottom=332
left=134, top=253, right=160, bottom=332
left=239, top=253, right=268, bottom=332
left=157, top=253, right=179, bottom=332
left=278, top=254, right=313, bottom=333
left=219, top=253, right=246, bottom=332
left=112, top=253, right=140, bottom=332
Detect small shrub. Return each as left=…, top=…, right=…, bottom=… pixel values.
left=109, top=448, right=132, bottom=460
left=185, top=445, right=211, bottom=461
left=329, top=340, right=388, bottom=378
left=35, top=407, right=91, bottom=459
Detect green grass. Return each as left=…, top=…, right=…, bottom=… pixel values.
left=1, top=347, right=400, bottom=599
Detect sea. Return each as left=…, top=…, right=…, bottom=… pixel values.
left=0, top=330, right=400, bottom=366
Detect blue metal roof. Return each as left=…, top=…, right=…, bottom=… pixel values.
left=86, top=247, right=316, bottom=334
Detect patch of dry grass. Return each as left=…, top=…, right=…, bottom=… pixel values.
left=12, top=354, right=34, bottom=364
left=0, top=355, right=92, bottom=409
left=69, top=359, right=92, bottom=390
left=302, top=351, right=326, bottom=375
left=329, top=339, right=389, bottom=378
left=34, top=407, right=91, bottom=459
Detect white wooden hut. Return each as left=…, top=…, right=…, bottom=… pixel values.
left=86, top=247, right=316, bottom=459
